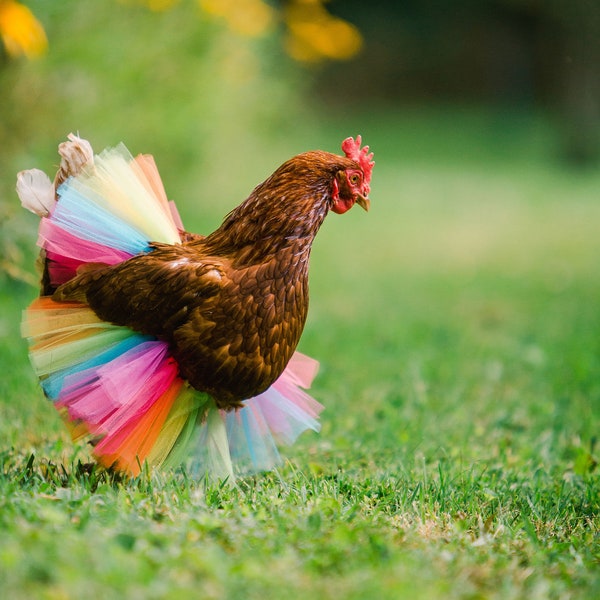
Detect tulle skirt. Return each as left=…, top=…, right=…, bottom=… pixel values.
left=22, top=144, right=323, bottom=478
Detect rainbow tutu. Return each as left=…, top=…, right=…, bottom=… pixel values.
left=21, top=144, right=323, bottom=478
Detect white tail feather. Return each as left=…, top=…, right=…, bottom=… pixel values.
left=16, top=169, right=55, bottom=217
left=58, top=133, right=94, bottom=172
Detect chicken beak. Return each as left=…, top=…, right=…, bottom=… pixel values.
left=356, top=194, right=370, bottom=212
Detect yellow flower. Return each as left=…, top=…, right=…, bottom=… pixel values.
left=0, top=0, right=47, bottom=58
left=199, top=0, right=274, bottom=37
left=284, top=0, right=363, bottom=63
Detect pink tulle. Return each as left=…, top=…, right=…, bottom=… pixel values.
left=58, top=341, right=176, bottom=435
left=280, top=351, right=320, bottom=389
left=169, top=201, right=184, bottom=231
left=39, top=219, right=132, bottom=262
left=39, top=218, right=134, bottom=286
left=45, top=252, right=84, bottom=286
left=257, top=354, right=323, bottom=445
left=274, top=352, right=321, bottom=408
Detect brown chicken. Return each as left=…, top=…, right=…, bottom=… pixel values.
left=19, top=133, right=375, bottom=477
left=20, top=135, right=373, bottom=474
left=38, top=140, right=373, bottom=409
left=43, top=139, right=374, bottom=412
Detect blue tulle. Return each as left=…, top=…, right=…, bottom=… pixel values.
left=53, top=186, right=151, bottom=255
left=41, top=334, right=152, bottom=400
left=226, top=402, right=282, bottom=473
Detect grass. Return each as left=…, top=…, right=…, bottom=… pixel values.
left=1, top=109, right=599, bottom=599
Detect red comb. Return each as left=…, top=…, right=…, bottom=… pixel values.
left=341, top=135, right=374, bottom=184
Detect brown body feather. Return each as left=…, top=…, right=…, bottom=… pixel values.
left=53, top=150, right=368, bottom=410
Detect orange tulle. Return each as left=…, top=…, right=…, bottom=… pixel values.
left=95, top=378, right=184, bottom=476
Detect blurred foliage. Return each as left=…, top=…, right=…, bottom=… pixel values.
left=0, top=0, right=365, bottom=284
left=199, top=0, right=276, bottom=37
left=0, top=0, right=365, bottom=63
left=321, top=0, right=600, bottom=163
left=1, top=0, right=598, bottom=285
left=128, top=0, right=364, bottom=62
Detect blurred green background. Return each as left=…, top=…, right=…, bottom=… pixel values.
left=1, top=0, right=599, bottom=486
left=1, top=0, right=599, bottom=491
left=1, top=2, right=599, bottom=598
left=1, top=0, right=599, bottom=281
left=1, top=0, right=599, bottom=234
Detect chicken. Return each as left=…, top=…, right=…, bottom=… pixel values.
left=18, top=134, right=374, bottom=476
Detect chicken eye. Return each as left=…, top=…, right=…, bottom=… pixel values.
left=349, top=172, right=361, bottom=185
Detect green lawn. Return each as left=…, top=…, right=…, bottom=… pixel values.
left=1, top=111, right=599, bottom=599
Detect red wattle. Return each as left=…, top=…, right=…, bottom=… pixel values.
left=331, top=197, right=354, bottom=214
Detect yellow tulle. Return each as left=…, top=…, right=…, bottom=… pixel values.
left=22, top=298, right=135, bottom=376
left=68, top=145, right=181, bottom=245
left=146, top=385, right=207, bottom=469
